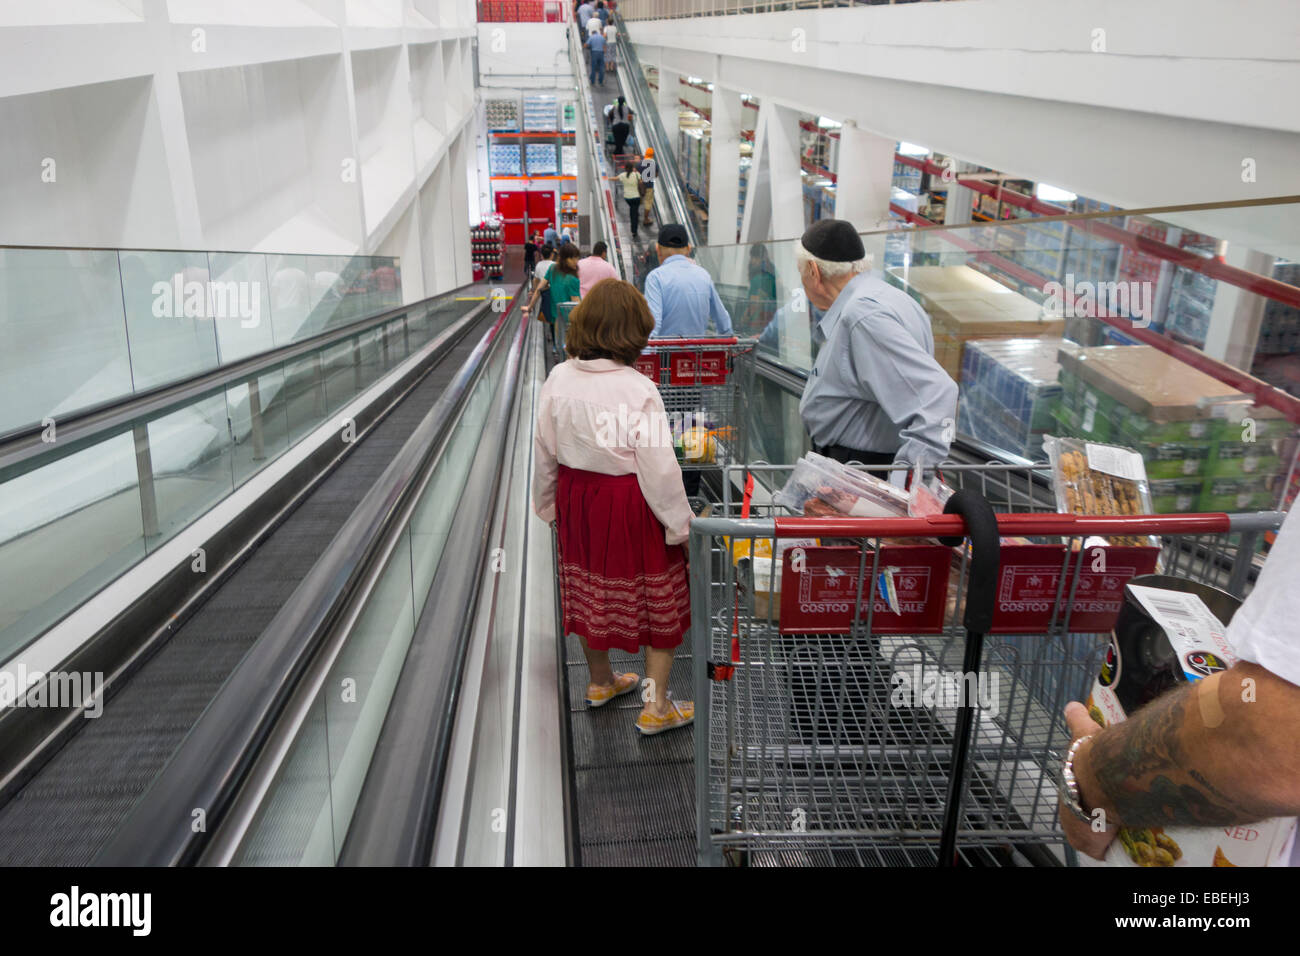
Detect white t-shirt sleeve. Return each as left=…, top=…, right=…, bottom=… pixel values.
left=1225, top=506, right=1300, bottom=687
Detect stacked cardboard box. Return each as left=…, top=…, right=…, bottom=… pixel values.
left=1051, top=345, right=1295, bottom=512
left=958, top=338, right=1078, bottom=459
left=886, top=265, right=1064, bottom=381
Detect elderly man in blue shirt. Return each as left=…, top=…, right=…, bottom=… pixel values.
left=796, top=218, right=957, bottom=479
left=644, top=224, right=733, bottom=338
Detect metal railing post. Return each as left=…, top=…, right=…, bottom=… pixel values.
left=248, top=377, right=266, bottom=461
left=133, top=422, right=160, bottom=538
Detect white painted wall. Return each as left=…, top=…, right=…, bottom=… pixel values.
left=476, top=22, right=570, bottom=86
left=628, top=0, right=1300, bottom=258
left=0, top=0, right=481, bottom=298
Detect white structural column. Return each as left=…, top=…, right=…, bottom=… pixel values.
left=943, top=159, right=976, bottom=227
left=449, top=129, right=474, bottom=288
left=142, top=0, right=204, bottom=248
left=574, top=99, right=593, bottom=247
left=707, top=84, right=743, bottom=247
left=656, top=64, right=680, bottom=157
left=1203, top=245, right=1274, bottom=370
left=738, top=106, right=771, bottom=243
left=766, top=103, right=805, bottom=241
left=833, top=121, right=896, bottom=231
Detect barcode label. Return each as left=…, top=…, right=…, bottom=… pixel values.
left=1146, top=597, right=1196, bottom=622
left=1127, top=585, right=1235, bottom=668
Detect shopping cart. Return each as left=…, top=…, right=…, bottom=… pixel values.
left=635, top=336, right=756, bottom=478
left=553, top=305, right=756, bottom=474
left=689, top=459, right=1284, bottom=866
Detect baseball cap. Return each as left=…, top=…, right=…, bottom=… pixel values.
left=658, top=224, right=689, bottom=248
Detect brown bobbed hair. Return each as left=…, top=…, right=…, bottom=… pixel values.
left=565, top=279, right=653, bottom=365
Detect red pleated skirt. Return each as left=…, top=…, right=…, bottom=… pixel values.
left=555, top=465, right=691, bottom=653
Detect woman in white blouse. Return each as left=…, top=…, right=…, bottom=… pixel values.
left=533, top=278, right=694, bottom=736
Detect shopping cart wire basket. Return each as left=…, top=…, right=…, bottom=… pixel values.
left=689, top=462, right=1284, bottom=866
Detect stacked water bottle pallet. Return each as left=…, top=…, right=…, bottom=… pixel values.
left=526, top=143, right=558, bottom=176
left=522, top=93, right=558, bottom=132
left=489, top=143, right=522, bottom=177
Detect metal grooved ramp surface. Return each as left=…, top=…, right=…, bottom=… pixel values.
left=564, top=630, right=696, bottom=867
left=0, top=310, right=491, bottom=866
left=586, top=60, right=661, bottom=283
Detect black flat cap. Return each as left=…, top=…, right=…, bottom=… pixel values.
left=800, top=218, right=865, bottom=262
left=658, top=223, right=689, bottom=248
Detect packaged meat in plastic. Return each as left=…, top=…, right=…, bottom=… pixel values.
left=774, top=454, right=910, bottom=518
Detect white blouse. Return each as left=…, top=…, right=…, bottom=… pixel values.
left=533, top=357, right=693, bottom=545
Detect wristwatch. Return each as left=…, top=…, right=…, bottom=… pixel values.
left=1059, top=734, right=1094, bottom=823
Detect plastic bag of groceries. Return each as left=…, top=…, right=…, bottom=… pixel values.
left=774, top=453, right=910, bottom=518
left=906, top=464, right=956, bottom=518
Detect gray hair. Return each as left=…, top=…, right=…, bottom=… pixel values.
left=795, top=242, right=872, bottom=280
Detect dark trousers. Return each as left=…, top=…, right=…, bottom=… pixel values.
left=812, top=442, right=893, bottom=467
left=589, top=50, right=605, bottom=85
left=624, top=197, right=640, bottom=237
left=613, top=126, right=630, bottom=155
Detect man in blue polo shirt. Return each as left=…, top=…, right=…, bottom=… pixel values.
left=644, top=224, right=733, bottom=338
left=584, top=27, right=606, bottom=86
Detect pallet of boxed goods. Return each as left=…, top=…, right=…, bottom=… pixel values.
left=957, top=338, right=1079, bottom=460
left=1051, top=344, right=1295, bottom=511
left=885, top=265, right=1063, bottom=381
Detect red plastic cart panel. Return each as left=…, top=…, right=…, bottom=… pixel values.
left=778, top=545, right=952, bottom=635
left=991, top=544, right=1160, bottom=634
left=633, top=353, right=659, bottom=380
left=667, top=350, right=728, bottom=386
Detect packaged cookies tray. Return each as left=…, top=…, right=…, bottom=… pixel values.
left=1043, top=435, right=1157, bottom=548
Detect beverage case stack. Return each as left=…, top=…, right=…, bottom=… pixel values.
left=887, top=265, right=1064, bottom=382
left=1050, top=345, right=1295, bottom=513
left=958, top=338, right=1078, bottom=460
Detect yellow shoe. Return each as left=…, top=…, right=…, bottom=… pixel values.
left=586, top=672, right=639, bottom=708
left=636, top=699, right=694, bottom=736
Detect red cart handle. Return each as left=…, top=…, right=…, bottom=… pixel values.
left=773, top=512, right=1233, bottom=538
left=646, top=337, right=740, bottom=346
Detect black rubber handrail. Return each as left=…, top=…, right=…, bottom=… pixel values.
left=614, top=11, right=701, bottom=249
left=0, top=279, right=492, bottom=478
left=93, top=293, right=518, bottom=866
left=336, top=299, right=530, bottom=866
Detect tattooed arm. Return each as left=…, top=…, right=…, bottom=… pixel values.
left=1063, top=662, right=1300, bottom=859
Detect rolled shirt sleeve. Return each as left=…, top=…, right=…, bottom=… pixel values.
left=848, top=312, right=958, bottom=469
left=632, top=391, right=693, bottom=545
left=709, top=282, right=733, bottom=336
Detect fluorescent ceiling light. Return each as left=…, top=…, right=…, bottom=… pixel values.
left=1035, top=183, right=1077, bottom=203
left=817, top=116, right=842, bottom=129
left=897, top=142, right=931, bottom=157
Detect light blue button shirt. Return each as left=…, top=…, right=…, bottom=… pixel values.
left=799, top=271, right=958, bottom=468
left=645, top=255, right=733, bottom=337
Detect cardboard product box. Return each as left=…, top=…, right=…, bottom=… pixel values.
left=1217, top=408, right=1296, bottom=443
left=1198, top=476, right=1280, bottom=512
left=887, top=265, right=1063, bottom=381
left=1057, top=345, right=1247, bottom=423
left=1051, top=400, right=1116, bottom=445
left=1205, top=440, right=1283, bottom=479
left=959, top=338, right=1071, bottom=458
left=1113, top=435, right=1212, bottom=480
left=1147, top=478, right=1205, bottom=514
left=1085, top=578, right=1298, bottom=868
